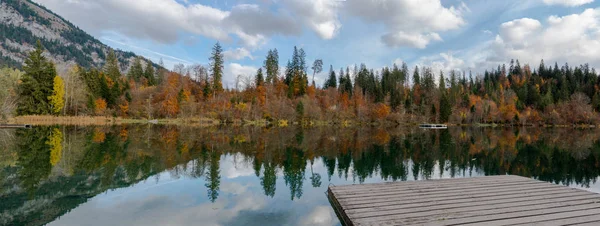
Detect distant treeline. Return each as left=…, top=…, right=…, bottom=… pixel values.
left=1, top=40, right=600, bottom=125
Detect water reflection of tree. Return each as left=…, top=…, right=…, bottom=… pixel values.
left=204, top=144, right=221, bottom=203
left=283, top=147, right=306, bottom=200
left=7, top=125, right=600, bottom=224
left=16, top=127, right=53, bottom=196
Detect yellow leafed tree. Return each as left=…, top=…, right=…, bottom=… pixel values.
left=47, top=128, right=63, bottom=166
left=48, top=76, right=65, bottom=115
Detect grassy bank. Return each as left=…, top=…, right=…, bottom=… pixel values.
left=5, top=115, right=599, bottom=128
left=6, top=115, right=221, bottom=126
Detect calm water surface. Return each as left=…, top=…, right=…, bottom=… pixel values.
left=2, top=126, right=600, bottom=226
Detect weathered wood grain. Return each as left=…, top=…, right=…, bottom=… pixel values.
left=327, top=175, right=600, bottom=226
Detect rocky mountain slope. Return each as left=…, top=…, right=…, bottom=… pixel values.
left=0, top=0, right=156, bottom=72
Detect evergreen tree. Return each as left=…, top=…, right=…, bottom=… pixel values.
left=209, top=42, right=224, bottom=93
left=338, top=68, right=345, bottom=92
left=390, top=88, right=402, bottom=111
left=593, top=91, right=600, bottom=112
left=413, top=66, right=421, bottom=86
left=255, top=68, right=264, bottom=87
left=264, top=49, right=279, bottom=84
left=324, top=65, right=337, bottom=89
left=439, top=93, right=451, bottom=123
left=104, top=50, right=121, bottom=80
left=144, top=61, right=156, bottom=86
left=202, top=76, right=213, bottom=99
left=127, top=57, right=144, bottom=82
left=17, top=40, right=56, bottom=115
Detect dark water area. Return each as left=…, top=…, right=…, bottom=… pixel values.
left=1, top=125, right=600, bottom=226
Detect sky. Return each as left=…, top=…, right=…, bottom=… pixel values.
left=33, top=0, right=600, bottom=88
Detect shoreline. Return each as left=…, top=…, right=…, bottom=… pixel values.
left=4, top=115, right=599, bottom=128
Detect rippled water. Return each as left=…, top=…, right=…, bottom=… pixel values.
left=1, top=126, right=600, bottom=226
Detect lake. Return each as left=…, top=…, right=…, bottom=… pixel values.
left=2, top=125, right=600, bottom=226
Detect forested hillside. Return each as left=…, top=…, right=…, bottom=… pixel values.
left=3, top=38, right=600, bottom=126
left=0, top=0, right=155, bottom=71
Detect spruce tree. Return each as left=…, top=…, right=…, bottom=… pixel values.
left=324, top=65, right=337, bottom=89
left=209, top=42, right=224, bottom=93
left=127, top=57, right=144, bottom=82
left=144, top=61, right=156, bottom=86
left=264, top=49, right=279, bottom=84
left=439, top=93, right=451, bottom=123
left=17, top=40, right=56, bottom=115
left=255, top=68, right=264, bottom=87
left=104, top=50, right=121, bottom=80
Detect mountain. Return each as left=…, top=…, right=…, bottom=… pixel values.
left=0, top=0, right=157, bottom=72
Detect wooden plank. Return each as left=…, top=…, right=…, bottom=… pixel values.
left=351, top=196, right=600, bottom=224
left=327, top=176, right=600, bottom=226
left=511, top=214, right=600, bottom=226
left=340, top=188, right=587, bottom=210
left=334, top=180, right=545, bottom=200
left=415, top=203, right=600, bottom=226
left=330, top=175, right=531, bottom=192
left=458, top=207, right=600, bottom=226
left=331, top=179, right=544, bottom=197
left=572, top=221, right=600, bottom=226
left=343, top=192, right=596, bottom=213
left=346, top=193, right=598, bottom=218
left=330, top=175, right=529, bottom=191
left=329, top=175, right=528, bottom=191
left=337, top=185, right=578, bottom=207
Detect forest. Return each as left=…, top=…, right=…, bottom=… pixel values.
left=1, top=40, right=600, bottom=126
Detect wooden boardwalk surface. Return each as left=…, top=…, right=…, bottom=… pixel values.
left=327, top=175, right=600, bottom=226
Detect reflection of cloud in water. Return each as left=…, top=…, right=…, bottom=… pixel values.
left=300, top=206, right=337, bottom=226
left=48, top=181, right=267, bottom=226
left=222, top=153, right=255, bottom=179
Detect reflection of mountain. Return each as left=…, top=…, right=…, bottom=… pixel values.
left=2, top=126, right=600, bottom=225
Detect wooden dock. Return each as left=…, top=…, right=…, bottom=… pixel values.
left=327, top=175, right=600, bottom=226
left=0, top=124, right=31, bottom=129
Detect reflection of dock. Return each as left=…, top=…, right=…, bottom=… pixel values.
left=0, top=124, right=32, bottom=129
left=328, top=175, right=600, bottom=226
left=419, top=124, right=447, bottom=129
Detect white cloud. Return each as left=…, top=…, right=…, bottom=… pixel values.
left=284, top=0, right=342, bottom=39
left=498, top=18, right=542, bottom=47
left=223, top=48, right=254, bottom=61
left=344, top=0, right=467, bottom=48
left=37, top=0, right=231, bottom=43
left=225, top=63, right=258, bottom=89
left=542, top=0, right=594, bottom=7
left=417, top=52, right=465, bottom=76
left=481, top=8, right=600, bottom=69
left=393, top=58, right=404, bottom=66
left=382, top=32, right=442, bottom=49
left=34, top=0, right=342, bottom=49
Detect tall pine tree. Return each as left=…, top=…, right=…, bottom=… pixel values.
left=209, top=42, right=224, bottom=93
left=17, top=40, right=57, bottom=115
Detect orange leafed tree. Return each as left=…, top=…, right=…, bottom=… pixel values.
left=372, top=103, right=390, bottom=120
left=95, top=98, right=107, bottom=115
